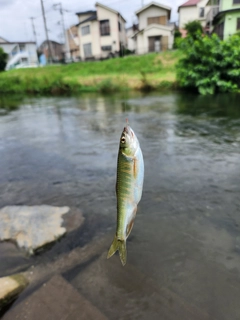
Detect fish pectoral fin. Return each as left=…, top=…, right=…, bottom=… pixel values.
left=107, top=235, right=127, bottom=266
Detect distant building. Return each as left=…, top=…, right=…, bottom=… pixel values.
left=76, top=2, right=127, bottom=60
left=178, top=0, right=210, bottom=35
left=133, top=2, right=175, bottom=54
left=65, top=25, right=81, bottom=61
left=0, top=38, right=38, bottom=70
left=206, top=0, right=240, bottom=40
left=38, top=40, right=64, bottom=62
left=126, top=24, right=139, bottom=52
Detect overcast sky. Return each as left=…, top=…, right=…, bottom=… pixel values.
left=0, top=0, right=184, bottom=45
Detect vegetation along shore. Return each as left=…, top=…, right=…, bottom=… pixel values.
left=0, top=51, right=180, bottom=95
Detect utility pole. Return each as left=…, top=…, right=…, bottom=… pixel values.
left=40, top=0, right=53, bottom=63
left=53, top=2, right=68, bottom=62
left=141, top=0, right=144, bottom=7
left=30, top=17, right=37, bottom=45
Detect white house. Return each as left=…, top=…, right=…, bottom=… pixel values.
left=0, top=38, right=38, bottom=70
left=178, top=0, right=210, bottom=35
left=76, top=2, right=127, bottom=60
left=133, top=2, right=174, bottom=55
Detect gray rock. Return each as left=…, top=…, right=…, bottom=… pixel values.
left=2, top=275, right=107, bottom=320
left=0, top=274, right=28, bottom=309
left=0, top=205, right=69, bottom=253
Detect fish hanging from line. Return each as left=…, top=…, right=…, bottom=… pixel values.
left=107, top=122, right=144, bottom=266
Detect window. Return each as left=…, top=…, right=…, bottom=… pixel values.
left=83, top=43, right=92, bottom=57
left=199, top=7, right=205, bottom=18
left=118, top=21, right=121, bottom=31
left=147, top=16, right=167, bottom=25
left=237, top=17, right=240, bottom=30
left=81, top=25, right=90, bottom=36
left=19, top=44, right=26, bottom=51
left=101, top=45, right=112, bottom=51
left=100, top=20, right=110, bottom=36
left=233, top=0, right=240, bottom=4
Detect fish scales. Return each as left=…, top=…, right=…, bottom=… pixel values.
left=107, top=125, right=144, bottom=266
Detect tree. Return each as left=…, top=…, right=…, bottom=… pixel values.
left=176, top=33, right=240, bottom=94
left=184, top=20, right=203, bottom=39
left=0, top=48, right=8, bottom=71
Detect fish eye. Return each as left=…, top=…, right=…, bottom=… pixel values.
left=121, top=137, right=126, bottom=143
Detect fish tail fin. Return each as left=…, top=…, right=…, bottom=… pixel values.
left=107, top=235, right=127, bottom=266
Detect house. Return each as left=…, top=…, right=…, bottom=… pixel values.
left=38, top=40, right=64, bottom=62
left=126, top=24, right=139, bottom=52
left=133, top=2, right=174, bottom=54
left=207, top=0, right=240, bottom=40
left=0, top=38, right=38, bottom=70
left=76, top=2, right=127, bottom=60
left=178, top=0, right=210, bottom=35
left=65, top=25, right=81, bottom=61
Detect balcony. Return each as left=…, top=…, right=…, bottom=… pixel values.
left=206, top=6, right=219, bottom=25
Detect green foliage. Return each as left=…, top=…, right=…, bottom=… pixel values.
left=173, top=29, right=182, bottom=49
left=98, top=78, right=119, bottom=93
left=0, top=48, right=8, bottom=72
left=176, top=33, right=240, bottom=94
left=184, top=20, right=203, bottom=39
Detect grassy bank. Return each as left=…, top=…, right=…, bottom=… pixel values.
left=0, top=51, right=181, bottom=94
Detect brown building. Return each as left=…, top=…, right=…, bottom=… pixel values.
left=38, top=40, right=64, bottom=62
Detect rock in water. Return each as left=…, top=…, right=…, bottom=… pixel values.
left=0, top=205, right=70, bottom=253
left=0, top=274, right=28, bottom=309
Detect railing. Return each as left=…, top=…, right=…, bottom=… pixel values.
left=206, top=5, right=219, bottom=25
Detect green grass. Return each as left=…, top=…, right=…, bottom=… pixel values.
left=0, top=51, right=182, bottom=94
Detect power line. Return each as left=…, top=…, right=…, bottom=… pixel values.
left=40, top=0, right=53, bottom=62
left=30, top=17, right=38, bottom=44
left=53, top=2, right=68, bottom=57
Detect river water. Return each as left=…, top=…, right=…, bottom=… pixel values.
left=0, top=93, right=240, bottom=319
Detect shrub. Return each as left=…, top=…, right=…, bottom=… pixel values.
left=176, top=33, right=240, bottom=94
left=173, top=29, right=182, bottom=49
left=184, top=20, right=203, bottom=39
left=0, top=48, right=8, bottom=71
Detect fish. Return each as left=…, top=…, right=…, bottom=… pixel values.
left=107, top=123, right=144, bottom=266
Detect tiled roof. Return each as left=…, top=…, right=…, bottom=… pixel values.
left=76, top=14, right=97, bottom=26
left=179, top=0, right=201, bottom=7
left=76, top=10, right=96, bottom=16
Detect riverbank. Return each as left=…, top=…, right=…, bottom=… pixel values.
left=0, top=51, right=181, bottom=94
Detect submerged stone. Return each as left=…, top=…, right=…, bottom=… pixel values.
left=0, top=274, right=28, bottom=309
left=0, top=205, right=70, bottom=253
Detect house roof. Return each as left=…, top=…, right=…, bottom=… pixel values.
left=213, top=7, right=240, bottom=24
left=0, top=41, right=36, bottom=44
left=76, top=14, right=97, bottom=26
left=76, top=10, right=96, bottom=16
left=95, top=2, right=126, bottom=22
left=135, top=1, right=171, bottom=17
left=0, top=36, right=9, bottom=43
left=178, top=0, right=201, bottom=11
left=132, top=23, right=174, bottom=37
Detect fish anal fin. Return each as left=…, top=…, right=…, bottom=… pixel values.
left=126, top=206, right=137, bottom=238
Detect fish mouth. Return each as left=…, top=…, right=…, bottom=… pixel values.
left=123, top=125, right=134, bottom=138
